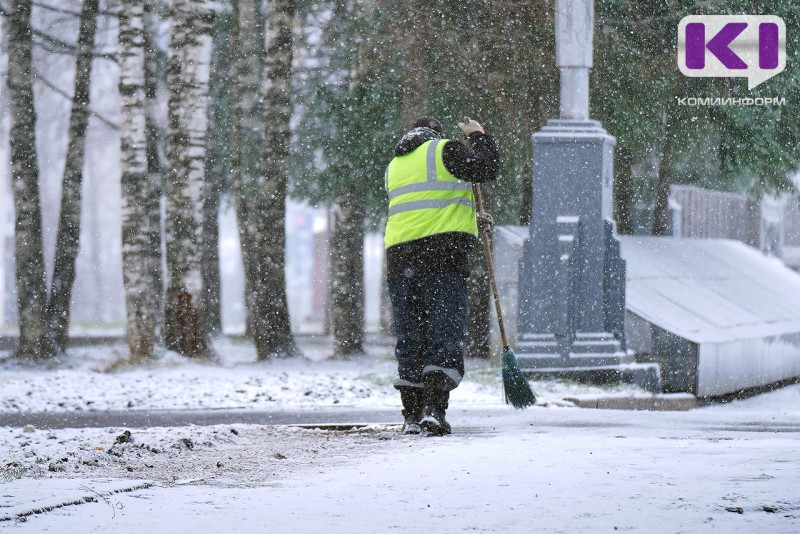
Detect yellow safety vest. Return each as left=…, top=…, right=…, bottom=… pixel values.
left=384, top=139, right=477, bottom=249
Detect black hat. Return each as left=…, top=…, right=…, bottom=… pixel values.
left=411, top=116, right=443, bottom=136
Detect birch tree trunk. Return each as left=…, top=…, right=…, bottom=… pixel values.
left=6, top=0, right=48, bottom=360
left=45, top=0, right=100, bottom=355
left=329, top=186, right=366, bottom=357
left=0, top=14, right=7, bottom=330
left=144, top=0, right=167, bottom=342
left=202, top=11, right=232, bottom=335
left=163, top=0, right=214, bottom=358
left=231, top=0, right=265, bottom=339
left=324, top=0, right=368, bottom=358
left=202, top=144, right=222, bottom=336
left=253, top=0, right=299, bottom=359
left=119, top=0, right=160, bottom=360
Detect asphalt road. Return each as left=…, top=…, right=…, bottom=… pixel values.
left=0, top=408, right=404, bottom=429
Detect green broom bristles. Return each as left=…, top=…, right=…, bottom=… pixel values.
left=501, top=346, right=537, bottom=409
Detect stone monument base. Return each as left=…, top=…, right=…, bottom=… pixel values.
left=515, top=332, right=661, bottom=392
left=522, top=362, right=662, bottom=393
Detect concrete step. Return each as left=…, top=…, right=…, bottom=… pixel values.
left=571, top=339, right=625, bottom=354
left=524, top=362, right=662, bottom=393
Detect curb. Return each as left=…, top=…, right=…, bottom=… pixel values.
left=563, top=394, right=697, bottom=411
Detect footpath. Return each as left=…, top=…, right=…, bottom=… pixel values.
left=3, top=403, right=800, bottom=533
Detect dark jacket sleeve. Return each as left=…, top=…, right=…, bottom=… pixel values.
left=441, top=132, right=500, bottom=183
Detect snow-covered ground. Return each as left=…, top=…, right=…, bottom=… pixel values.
left=0, top=337, right=646, bottom=413
left=1, top=337, right=799, bottom=532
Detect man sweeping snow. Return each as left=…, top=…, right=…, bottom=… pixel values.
left=383, top=116, right=500, bottom=435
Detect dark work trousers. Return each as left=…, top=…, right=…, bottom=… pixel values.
left=388, top=269, right=467, bottom=392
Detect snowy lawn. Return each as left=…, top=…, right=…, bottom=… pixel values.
left=0, top=336, right=647, bottom=413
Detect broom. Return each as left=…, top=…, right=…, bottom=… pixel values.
left=472, top=182, right=537, bottom=409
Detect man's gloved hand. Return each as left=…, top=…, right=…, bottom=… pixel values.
left=458, top=117, right=485, bottom=136
left=477, top=211, right=494, bottom=226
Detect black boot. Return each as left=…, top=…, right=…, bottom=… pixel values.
left=420, top=389, right=451, bottom=436
left=399, top=389, right=423, bottom=435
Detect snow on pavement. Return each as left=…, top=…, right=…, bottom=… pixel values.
left=2, top=403, right=799, bottom=533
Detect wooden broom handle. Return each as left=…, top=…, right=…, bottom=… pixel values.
left=473, top=183, right=509, bottom=349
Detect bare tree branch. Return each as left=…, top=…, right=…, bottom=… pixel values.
left=33, top=1, right=79, bottom=17
left=33, top=1, right=117, bottom=18
left=32, top=67, right=119, bottom=130
left=32, top=27, right=117, bottom=62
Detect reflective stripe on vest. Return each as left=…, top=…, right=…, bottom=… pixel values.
left=388, top=197, right=475, bottom=217
left=384, top=139, right=477, bottom=249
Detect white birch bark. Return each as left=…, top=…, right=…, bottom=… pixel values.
left=0, top=14, right=8, bottom=328
left=163, top=0, right=214, bottom=357
left=144, top=0, right=168, bottom=340
left=120, top=0, right=160, bottom=360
